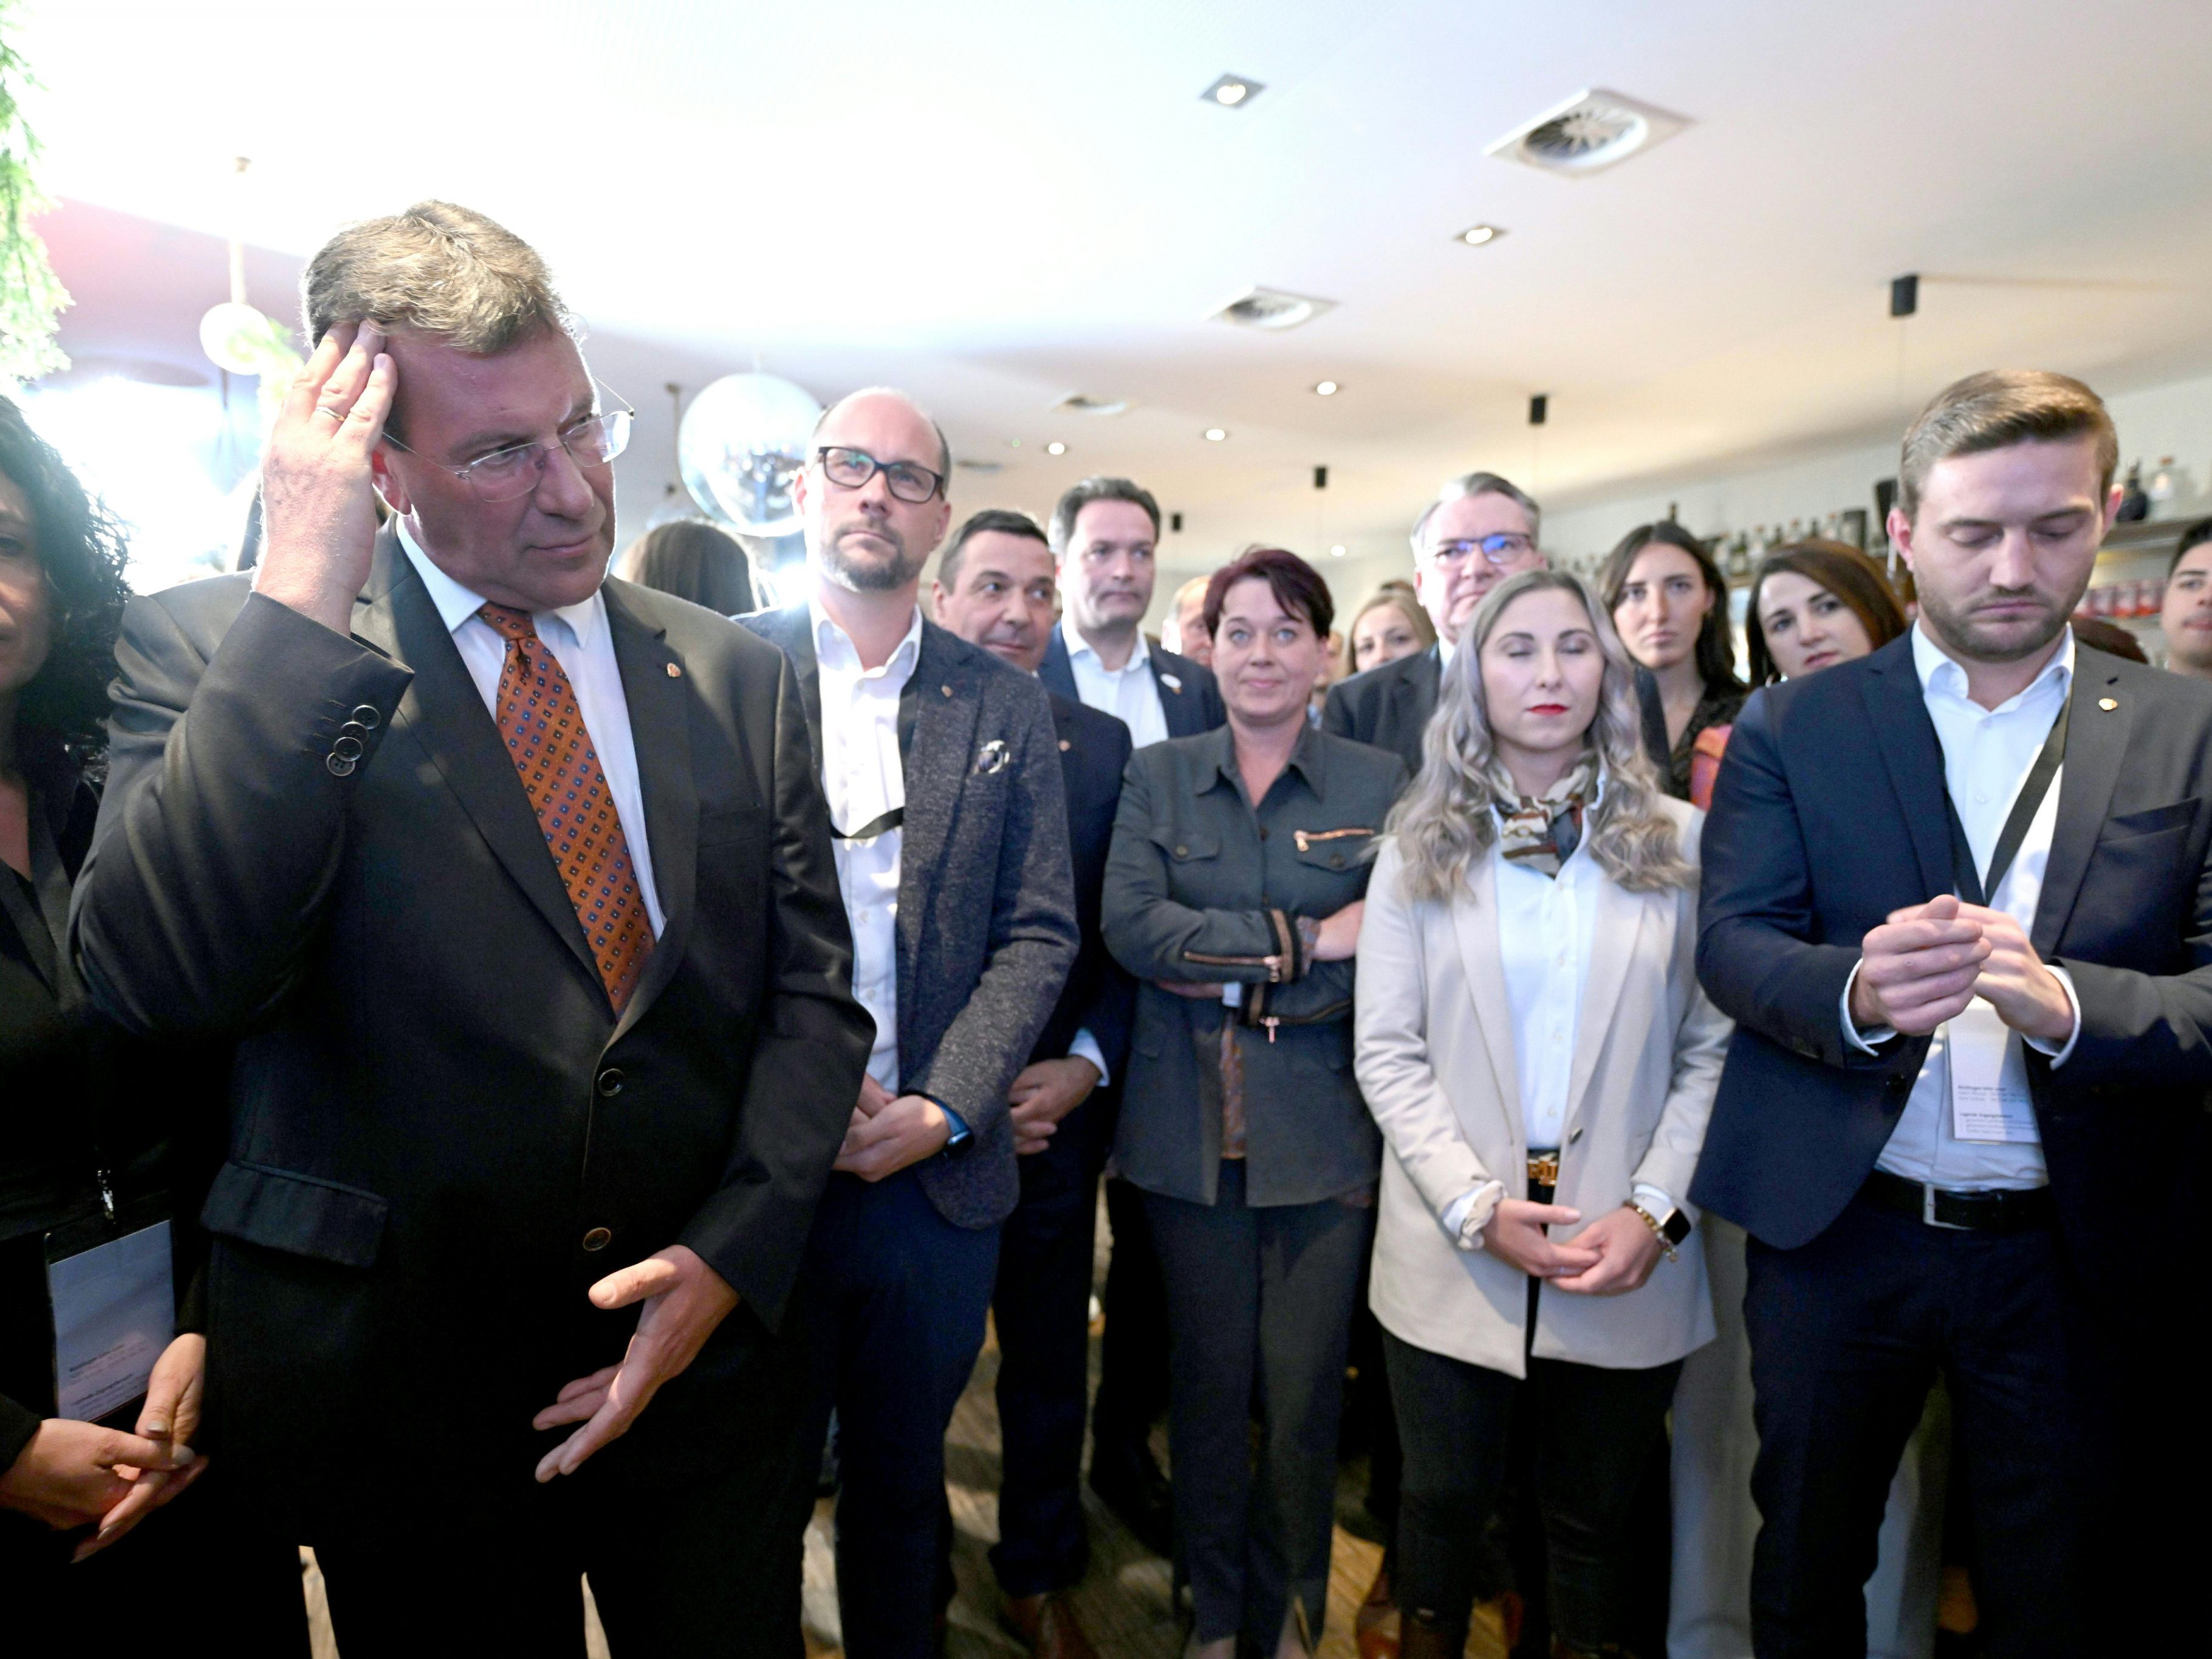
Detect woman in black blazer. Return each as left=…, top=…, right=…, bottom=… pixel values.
left=0, top=397, right=304, bottom=1640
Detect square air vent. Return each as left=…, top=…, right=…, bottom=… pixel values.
left=1212, top=286, right=1336, bottom=332
left=1053, top=393, right=1130, bottom=416
left=1485, top=87, right=1690, bottom=177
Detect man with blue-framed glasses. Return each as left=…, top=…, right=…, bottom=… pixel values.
left=1323, top=470, right=1544, bottom=776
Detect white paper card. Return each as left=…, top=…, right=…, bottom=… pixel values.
left=47, top=1221, right=173, bottom=1421
left=1947, top=999, right=2041, bottom=1145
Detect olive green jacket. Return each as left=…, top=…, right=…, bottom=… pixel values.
left=1103, top=723, right=1408, bottom=1205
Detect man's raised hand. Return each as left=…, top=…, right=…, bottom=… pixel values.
left=255, top=323, right=395, bottom=635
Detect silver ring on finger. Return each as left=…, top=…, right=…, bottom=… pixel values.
left=315, top=402, right=350, bottom=422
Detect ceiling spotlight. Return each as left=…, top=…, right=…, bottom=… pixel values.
left=1329, top=544, right=1347, bottom=558
left=1313, top=380, right=1339, bottom=396
left=1457, top=224, right=1505, bottom=246
left=1204, top=427, right=1228, bottom=442
left=1046, top=441, right=1066, bottom=456
left=1202, top=74, right=1264, bottom=108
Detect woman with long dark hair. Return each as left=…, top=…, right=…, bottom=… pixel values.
left=0, top=397, right=304, bottom=1640
left=1744, top=538, right=1908, bottom=686
left=1600, top=522, right=1745, bottom=799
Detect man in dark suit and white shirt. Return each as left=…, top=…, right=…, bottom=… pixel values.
left=742, top=394, right=1078, bottom=1659
left=69, top=202, right=872, bottom=1654
left=1694, top=370, right=2212, bottom=1655
left=932, top=508, right=1132, bottom=1659
left=1323, top=470, right=1544, bottom=773
left=1035, top=474, right=1211, bottom=1551
left=1039, top=476, right=1222, bottom=741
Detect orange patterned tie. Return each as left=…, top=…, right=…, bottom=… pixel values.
left=478, top=603, right=653, bottom=1012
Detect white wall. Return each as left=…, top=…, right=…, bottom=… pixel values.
left=1540, top=370, right=2212, bottom=569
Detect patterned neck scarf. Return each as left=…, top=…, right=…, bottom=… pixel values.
left=1490, top=753, right=1598, bottom=878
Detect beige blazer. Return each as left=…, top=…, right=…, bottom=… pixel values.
left=1354, top=799, right=1731, bottom=1378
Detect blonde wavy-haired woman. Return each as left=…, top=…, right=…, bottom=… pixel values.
left=1353, top=569, right=1731, bottom=1659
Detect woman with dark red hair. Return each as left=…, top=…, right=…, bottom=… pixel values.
left=1102, top=547, right=1407, bottom=1658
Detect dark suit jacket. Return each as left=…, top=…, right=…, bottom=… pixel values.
left=1039, top=622, right=1224, bottom=739
left=69, top=535, right=873, bottom=1530
left=738, top=606, right=1079, bottom=1230
left=1693, top=635, right=2212, bottom=1281
left=1035, top=693, right=1135, bottom=1078
left=1323, top=643, right=1442, bottom=775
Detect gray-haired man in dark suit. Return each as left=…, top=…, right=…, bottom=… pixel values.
left=742, top=389, right=1078, bottom=1658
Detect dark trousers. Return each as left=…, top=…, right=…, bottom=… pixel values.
left=1383, top=1322, right=1680, bottom=1654
left=787, top=1168, right=999, bottom=1659
left=1092, top=1172, right=1172, bottom=1472
left=1742, top=1192, right=2087, bottom=1658
left=989, top=1092, right=1109, bottom=1598
left=4, top=1467, right=309, bottom=1654
left=315, top=1454, right=793, bottom=1656
left=1145, top=1163, right=1371, bottom=1644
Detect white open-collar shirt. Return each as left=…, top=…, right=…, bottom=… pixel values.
left=1844, top=623, right=2081, bottom=1191
left=810, top=597, right=922, bottom=1095
left=397, top=524, right=665, bottom=936
left=1062, top=621, right=1170, bottom=750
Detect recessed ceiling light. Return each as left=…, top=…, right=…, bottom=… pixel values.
left=1204, top=428, right=1228, bottom=442
left=1329, top=544, right=1346, bottom=557
left=1313, top=380, right=1339, bottom=396
left=1457, top=224, right=1504, bottom=246
left=1202, top=74, right=1264, bottom=108
left=1046, top=441, right=1066, bottom=456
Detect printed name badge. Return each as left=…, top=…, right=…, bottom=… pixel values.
left=45, top=1215, right=174, bottom=1423
left=1947, top=998, right=2041, bottom=1146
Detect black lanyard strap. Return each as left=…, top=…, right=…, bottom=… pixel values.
left=1940, top=690, right=2070, bottom=908
left=832, top=806, right=905, bottom=843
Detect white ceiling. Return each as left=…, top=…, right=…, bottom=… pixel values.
left=22, top=0, right=2212, bottom=573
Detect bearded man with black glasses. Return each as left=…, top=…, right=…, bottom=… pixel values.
left=72, top=201, right=872, bottom=1653
left=741, top=389, right=1077, bottom=1658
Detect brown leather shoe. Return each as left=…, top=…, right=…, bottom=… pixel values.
left=1002, top=1592, right=1101, bottom=1659
left=1355, top=1561, right=1399, bottom=1659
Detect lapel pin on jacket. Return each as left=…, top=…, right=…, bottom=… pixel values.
left=2098, top=697, right=2118, bottom=711
left=1160, top=671, right=1183, bottom=694
left=976, top=738, right=1011, bottom=775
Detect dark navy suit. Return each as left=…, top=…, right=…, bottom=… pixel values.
left=1694, top=634, right=2212, bottom=1654
left=986, top=691, right=1135, bottom=1599
left=1039, top=623, right=1223, bottom=739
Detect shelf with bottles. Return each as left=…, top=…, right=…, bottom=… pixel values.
left=1712, top=509, right=1879, bottom=588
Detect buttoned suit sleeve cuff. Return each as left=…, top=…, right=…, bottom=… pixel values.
left=1840, top=961, right=1898, bottom=1053
left=1066, top=1027, right=1109, bottom=1090
left=2026, top=965, right=2083, bottom=1067
left=1441, top=1180, right=1507, bottom=1251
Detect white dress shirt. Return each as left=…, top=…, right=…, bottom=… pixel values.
left=1440, top=789, right=1676, bottom=1238
left=1062, top=623, right=1170, bottom=750
left=1844, top=623, right=2082, bottom=1191
left=396, top=524, right=665, bottom=936
left=811, top=599, right=922, bottom=1095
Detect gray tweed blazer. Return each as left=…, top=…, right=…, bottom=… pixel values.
left=739, top=604, right=1078, bottom=1230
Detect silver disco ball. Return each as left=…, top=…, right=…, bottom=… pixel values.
left=678, top=372, right=824, bottom=537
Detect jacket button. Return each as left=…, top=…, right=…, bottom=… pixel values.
left=597, top=1068, right=624, bottom=1098
left=331, top=735, right=365, bottom=762
left=1258, top=827, right=1269, bottom=841
left=349, top=704, right=382, bottom=729
left=326, top=753, right=357, bottom=778
left=581, top=1227, right=612, bottom=1252
left=339, top=720, right=372, bottom=741
left=1174, top=846, right=1188, bottom=858
left=1330, top=853, right=1345, bottom=868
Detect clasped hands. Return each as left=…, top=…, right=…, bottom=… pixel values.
left=1151, top=898, right=1367, bottom=1002
left=1848, top=893, right=2073, bottom=1044
left=0, top=1333, right=209, bottom=1561
left=834, top=1075, right=952, bottom=1179
left=1481, top=1202, right=1663, bottom=1297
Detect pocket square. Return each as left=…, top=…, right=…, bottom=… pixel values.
left=975, top=739, right=1011, bottom=775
